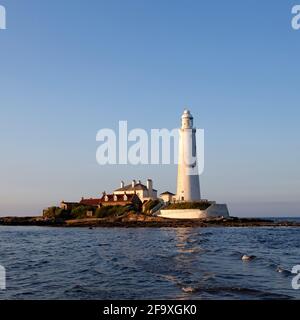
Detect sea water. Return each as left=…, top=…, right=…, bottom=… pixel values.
left=0, top=224, right=299, bottom=300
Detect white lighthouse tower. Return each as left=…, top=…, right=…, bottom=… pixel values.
left=158, top=109, right=230, bottom=219
left=176, top=109, right=201, bottom=202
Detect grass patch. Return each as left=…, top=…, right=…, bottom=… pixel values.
left=165, top=201, right=211, bottom=210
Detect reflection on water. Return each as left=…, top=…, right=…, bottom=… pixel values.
left=0, top=226, right=299, bottom=300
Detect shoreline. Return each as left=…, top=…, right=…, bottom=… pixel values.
left=0, top=214, right=300, bottom=228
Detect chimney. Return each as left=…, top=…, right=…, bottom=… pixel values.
left=120, top=180, right=124, bottom=188
left=132, top=180, right=136, bottom=188
left=147, top=179, right=153, bottom=196
left=138, top=180, right=141, bottom=184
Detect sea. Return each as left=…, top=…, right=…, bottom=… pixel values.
left=0, top=218, right=299, bottom=300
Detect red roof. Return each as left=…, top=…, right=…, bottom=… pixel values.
left=79, top=198, right=101, bottom=206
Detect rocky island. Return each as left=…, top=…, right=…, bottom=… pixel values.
left=0, top=213, right=299, bottom=228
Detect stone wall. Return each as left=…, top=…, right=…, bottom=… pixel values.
left=159, top=204, right=229, bottom=219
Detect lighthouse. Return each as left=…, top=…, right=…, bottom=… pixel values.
left=159, top=109, right=230, bottom=219
left=176, top=109, right=201, bottom=202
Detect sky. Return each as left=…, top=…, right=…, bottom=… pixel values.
left=0, top=0, right=299, bottom=217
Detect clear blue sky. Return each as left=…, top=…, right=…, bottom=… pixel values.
left=0, top=0, right=299, bottom=217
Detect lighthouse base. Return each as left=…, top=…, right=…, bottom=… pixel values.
left=158, top=203, right=230, bottom=220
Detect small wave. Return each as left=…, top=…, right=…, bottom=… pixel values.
left=276, top=266, right=292, bottom=276
left=177, top=248, right=204, bottom=254
left=161, top=274, right=179, bottom=283
left=204, top=286, right=292, bottom=300
left=182, top=286, right=196, bottom=293
left=202, top=232, right=213, bottom=236
left=180, top=285, right=292, bottom=299
left=64, top=284, right=87, bottom=294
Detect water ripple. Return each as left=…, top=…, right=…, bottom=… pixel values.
left=0, top=226, right=299, bottom=299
